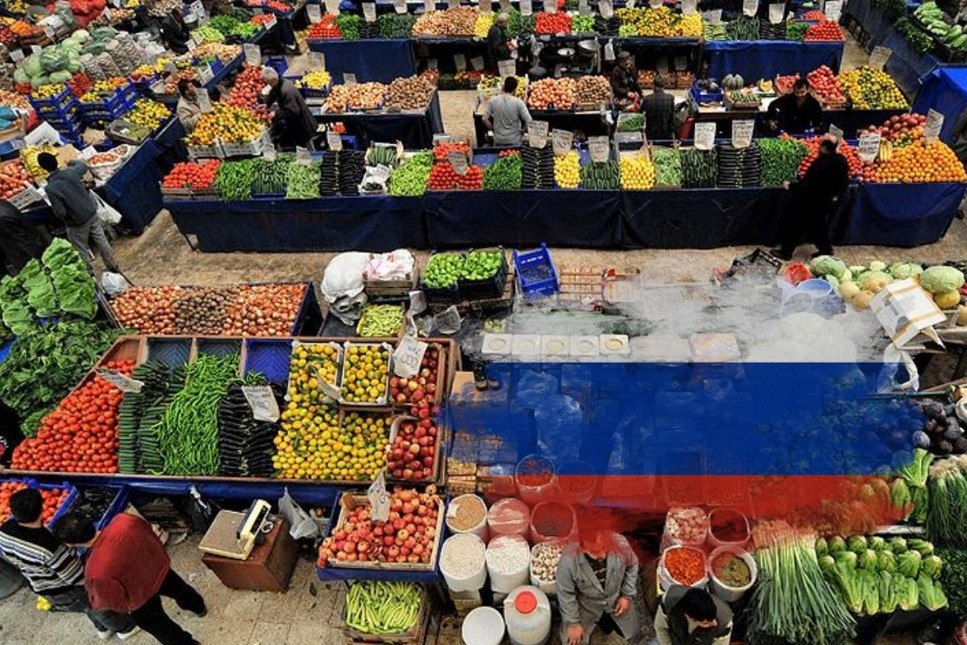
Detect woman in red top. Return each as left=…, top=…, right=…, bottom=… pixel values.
left=55, top=511, right=207, bottom=645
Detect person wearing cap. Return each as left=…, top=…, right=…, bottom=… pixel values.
left=652, top=586, right=732, bottom=645
left=261, top=67, right=317, bottom=150
left=642, top=75, right=676, bottom=141
left=610, top=51, right=641, bottom=110
left=488, top=13, right=515, bottom=70
left=175, top=79, right=204, bottom=133
left=557, top=529, right=640, bottom=645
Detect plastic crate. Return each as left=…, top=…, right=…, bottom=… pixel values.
left=1, top=478, right=78, bottom=528
left=264, top=55, right=288, bottom=77
left=513, top=242, right=559, bottom=299
left=420, top=252, right=463, bottom=303
left=28, top=85, right=74, bottom=112
left=146, top=337, right=192, bottom=368
left=242, top=338, right=292, bottom=385
left=195, top=337, right=243, bottom=358
left=458, top=247, right=509, bottom=300
left=690, top=82, right=724, bottom=106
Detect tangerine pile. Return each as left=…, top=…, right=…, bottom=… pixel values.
left=873, top=141, right=967, bottom=183
left=186, top=103, right=265, bottom=146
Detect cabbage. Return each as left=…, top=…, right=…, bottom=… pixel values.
left=48, top=70, right=72, bottom=83
left=921, top=555, right=942, bottom=578
left=858, top=549, right=878, bottom=570
left=848, top=535, right=868, bottom=554
left=23, top=54, right=44, bottom=78
left=13, top=67, right=28, bottom=85
left=888, top=262, right=923, bottom=280
left=869, top=536, right=887, bottom=551
left=888, top=537, right=907, bottom=554
left=829, top=536, right=846, bottom=553
left=66, top=60, right=82, bottom=73
left=869, top=260, right=887, bottom=271
left=897, top=550, right=922, bottom=577
left=29, top=75, right=50, bottom=89
left=877, top=550, right=896, bottom=573
left=825, top=274, right=840, bottom=288
left=841, top=269, right=853, bottom=282
left=810, top=255, right=848, bottom=280
left=860, top=271, right=892, bottom=293
left=920, top=266, right=965, bottom=294
left=72, top=28, right=91, bottom=42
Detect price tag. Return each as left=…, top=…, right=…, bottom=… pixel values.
left=427, top=58, right=438, bottom=70
left=296, top=146, right=313, bottom=164
left=309, top=52, right=326, bottom=69
left=588, top=136, right=610, bottom=162
left=828, top=123, right=844, bottom=142
left=520, top=0, right=532, bottom=14
left=29, top=45, right=40, bottom=56
left=824, top=0, right=841, bottom=20
left=343, top=72, right=357, bottom=85
left=681, top=0, right=696, bottom=15
left=454, top=53, right=467, bottom=72
left=244, top=43, right=261, bottom=66
left=103, top=7, right=113, bottom=20
left=96, top=368, right=145, bottom=393
left=81, top=146, right=98, bottom=159
left=694, top=121, right=716, bottom=150
left=424, top=0, right=435, bottom=11
left=545, top=0, right=556, bottom=13
left=742, top=0, right=757, bottom=16
left=327, top=130, right=343, bottom=150
left=447, top=0, right=459, bottom=8
left=648, top=0, right=661, bottom=8
left=768, top=2, right=784, bottom=23
left=324, top=0, right=341, bottom=14
left=197, top=89, right=213, bottom=112
left=709, top=9, right=722, bottom=23
left=307, top=3, right=322, bottom=22
left=197, top=64, right=214, bottom=83
left=626, top=0, right=635, bottom=7
left=600, top=0, right=613, bottom=18
left=480, top=0, right=491, bottom=13
left=187, top=38, right=197, bottom=51
left=242, top=385, right=280, bottom=422
left=43, top=25, right=55, bottom=38
left=363, top=2, right=377, bottom=21
left=448, top=150, right=469, bottom=174
left=9, top=49, right=23, bottom=63
left=732, top=119, right=754, bottom=148
left=191, top=0, right=204, bottom=17
left=552, top=128, right=573, bottom=155
left=924, top=108, right=944, bottom=145
left=470, top=56, right=485, bottom=71
left=498, top=59, right=516, bottom=77
left=500, top=0, right=511, bottom=10
left=368, top=470, right=390, bottom=522
left=164, top=60, right=178, bottom=74
left=869, top=45, right=891, bottom=71
left=395, top=0, right=408, bottom=12
left=528, top=120, right=549, bottom=148
left=579, top=0, right=591, bottom=14
left=393, top=336, right=429, bottom=377
left=264, top=141, right=277, bottom=161
left=857, top=131, right=880, bottom=163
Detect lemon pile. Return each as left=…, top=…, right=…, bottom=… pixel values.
left=474, top=12, right=494, bottom=37
left=619, top=156, right=656, bottom=190
left=554, top=151, right=580, bottom=188
left=336, top=412, right=392, bottom=481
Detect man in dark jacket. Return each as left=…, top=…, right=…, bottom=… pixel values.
left=652, top=586, right=732, bottom=645
left=262, top=67, right=317, bottom=150
left=488, top=13, right=514, bottom=68
left=38, top=153, right=120, bottom=273
left=610, top=51, right=641, bottom=110
left=772, top=136, right=850, bottom=260
left=160, top=8, right=191, bottom=54
left=766, top=79, right=824, bottom=134
left=642, top=75, right=676, bottom=141
left=0, top=201, right=46, bottom=276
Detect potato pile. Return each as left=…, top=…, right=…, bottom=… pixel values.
left=327, top=82, right=387, bottom=113
left=575, top=76, right=611, bottom=105
left=174, top=288, right=239, bottom=335
left=385, top=76, right=435, bottom=111
left=412, top=7, right=477, bottom=36
left=527, top=78, right=577, bottom=110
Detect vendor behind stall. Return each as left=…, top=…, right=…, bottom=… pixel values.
left=262, top=67, right=317, bottom=150
left=176, top=79, right=204, bottom=133
left=488, top=13, right=515, bottom=69
left=610, top=51, right=641, bottom=110
left=652, top=586, right=732, bottom=645
left=766, top=79, right=823, bottom=134
left=159, top=8, right=191, bottom=55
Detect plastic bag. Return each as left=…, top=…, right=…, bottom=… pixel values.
left=279, top=487, right=320, bottom=540
left=321, top=252, right=370, bottom=304
left=91, top=192, right=122, bottom=226
left=186, top=485, right=220, bottom=532
left=100, top=271, right=129, bottom=297
left=364, top=249, right=415, bottom=281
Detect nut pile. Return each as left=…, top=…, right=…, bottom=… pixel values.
left=173, top=288, right=239, bottom=335
left=385, top=76, right=435, bottom=111
left=531, top=542, right=564, bottom=582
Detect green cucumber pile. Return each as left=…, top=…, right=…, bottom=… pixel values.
left=366, top=145, right=398, bottom=167
left=251, top=155, right=294, bottom=196
left=579, top=161, right=620, bottom=189
left=680, top=148, right=718, bottom=188
left=345, top=582, right=422, bottom=635
left=118, top=361, right=185, bottom=475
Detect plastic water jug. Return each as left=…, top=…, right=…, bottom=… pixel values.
left=504, top=586, right=551, bottom=645
left=462, top=606, right=505, bottom=645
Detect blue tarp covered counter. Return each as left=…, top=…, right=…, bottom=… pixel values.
left=703, top=40, right=845, bottom=81
left=311, top=95, right=444, bottom=147
left=165, top=181, right=967, bottom=251
left=913, top=66, right=967, bottom=143
left=306, top=38, right=417, bottom=83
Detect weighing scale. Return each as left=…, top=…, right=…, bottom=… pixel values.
left=198, top=500, right=272, bottom=560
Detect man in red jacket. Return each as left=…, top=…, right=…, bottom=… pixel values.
left=55, top=511, right=207, bottom=645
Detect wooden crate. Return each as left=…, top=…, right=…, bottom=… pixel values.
left=364, top=267, right=420, bottom=298
left=329, top=492, right=444, bottom=572
left=343, top=586, right=431, bottom=645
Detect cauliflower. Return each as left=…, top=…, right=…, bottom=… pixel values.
left=920, top=266, right=965, bottom=295
left=888, top=263, right=923, bottom=280
left=810, top=255, right=848, bottom=280
left=869, top=261, right=887, bottom=272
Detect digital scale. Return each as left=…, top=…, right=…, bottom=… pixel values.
left=198, top=500, right=272, bottom=560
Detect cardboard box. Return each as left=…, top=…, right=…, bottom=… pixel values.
left=871, top=279, right=946, bottom=348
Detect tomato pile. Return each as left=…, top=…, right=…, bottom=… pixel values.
left=804, top=20, right=844, bottom=40
left=11, top=360, right=134, bottom=474
left=806, top=65, right=845, bottom=104
left=162, top=160, right=221, bottom=190
left=873, top=141, right=967, bottom=183
left=427, top=162, right=483, bottom=190
left=251, top=13, right=276, bottom=26
left=0, top=482, right=71, bottom=525
left=801, top=9, right=827, bottom=20
left=387, top=418, right=438, bottom=481
left=223, top=65, right=266, bottom=109
left=308, top=14, right=341, bottom=38
left=798, top=136, right=863, bottom=180
left=432, top=142, right=470, bottom=162
left=535, top=12, right=572, bottom=34
left=264, top=0, right=292, bottom=13
left=0, top=160, right=32, bottom=200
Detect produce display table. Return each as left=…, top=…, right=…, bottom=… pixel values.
left=704, top=40, right=845, bottom=81
left=165, top=181, right=967, bottom=251
left=311, top=94, right=444, bottom=147
left=306, top=38, right=417, bottom=83
left=913, top=66, right=967, bottom=143
left=473, top=103, right=611, bottom=144
left=693, top=105, right=908, bottom=138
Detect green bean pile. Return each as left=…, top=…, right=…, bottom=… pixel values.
left=158, top=354, right=246, bottom=475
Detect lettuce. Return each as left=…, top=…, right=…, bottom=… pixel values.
left=920, top=266, right=965, bottom=294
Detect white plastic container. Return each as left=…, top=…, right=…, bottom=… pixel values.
left=462, top=606, right=505, bottom=645
left=441, top=533, right=488, bottom=593
left=487, top=535, right=531, bottom=594
left=658, top=545, right=708, bottom=592
left=504, top=586, right=552, bottom=645
left=488, top=498, right=531, bottom=540
left=446, top=494, right=490, bottom=542
left=707, top=546, right=757, bottom=602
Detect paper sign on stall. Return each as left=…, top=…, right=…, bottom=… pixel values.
left=600, top=0, right=614, bottom=18
left=447, top=0, right=459, bottom=8
left=924, top=109, right=944, bottom=145
left=579, top=0, right=591, bottom=14
left=552, top=129, right=573, bottom=155
left=242, top=386, right=280, bottom=422
left=427, top=58, right=438, bottom=70
left=520, top=0, right=532, bottom=13
left=742, top=0, right=757, bottom=16
left=197, top=64, right=214, bottom=83
left=394, top=0, right=407, bottom=13
left=363, top=2, right=377, bottom=21
left=307, top=3, right=321, bottom=22
left=626, top=0, right=635, bottom=7
left=682, top=0, right=697, bottom=15
left=296, top=146, right=313, bottom=164
left=449, top=150, right=469, bottom=174
left=708, top=9, right=722, bottom=23
left=858, top=132, right=880, bottom=163
left=454, top=53, right=467, bottom=71
left=326, top=131, right=343, bottom=150
left=343, top=72, right=357, bottom=84
left=244, top=44, right=261, bottom=67
left=498, top=59, right=516, bottom=77
left=732, top=119, right=754, bottom=148
left=470, top=56, right=485, bottom=71
left=196, top=89, right=213, bottom=113
left=433, top=134, right=452, bottom=144
left=869, top=46, right=891, bottom=70
left=81, top=146, right=97, bottom=160
left=309, top=52, right=326, bottom=70
left=97, top=368, right=144, bottom=393
left=10, top=49, right=23, bottom=63
left=545, top=0, right=556, bottom=13
left=424, top=0, right=435, bottom=11
left=589, top=136, right=610, bottom=162
left=648, top=0, right=661, bottom=8
left=528, top=120, right=549, bottom=148
left=264, top=141, right=277, bottom=161
left=768, top=3, right=784, bottom=23
left=393, top=336, right=429, bottom=378
left=480, top=0, right=492, bottom=14
left=694, top=122, right=716, bottom=150
left=368, top=470, right=390, bottom=521
left=324, top=0, right=340, bottom=14
left=824, top=0, right=842, bottom=20
left=871, top=279, right=946, bottom=348
left=500, top=0, right=511, bottom=9
left=829, top=124, right=844, bottom=142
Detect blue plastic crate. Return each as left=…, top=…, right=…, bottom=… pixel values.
left=146, top=337, right=192, bottom=368
left=28, top=86, right=74, bottom=112
left=243, top=338, right=292, bottom=385
left=1, top=478, right=78, bottom=528
left=196, top=337, right=243, bottom=358
left=513, top=242, right=559, bottom=299
left=94, top=485, right=129, bottom=530
left=264, top=55, right=288, bottom=78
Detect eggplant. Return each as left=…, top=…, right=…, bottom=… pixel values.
left=937, top=440, right=954, bottom=455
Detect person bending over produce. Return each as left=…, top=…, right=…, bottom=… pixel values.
left=160, top=8, right=191, bottom=55
left=651, top=586, right=732, bottom=645
left=766, top=79, right=823, bottom=135
left=56, top=511, right=207, bottom=645
left=0, top=489, right=140, bottom=640
left=176, top=79, right=204, bottom=134
left=642, top=75, right=676, bottom=141
left=772, top=136, right=850, bottom=260
left=483, top=77, right=533, bottom=147
left=557, top=528, right=641, bottom=645
left=488, top=13, right=515, bottom=68
left=262, top=67, right=317, bottom=150
left=611, top=51, right=641, bottom=110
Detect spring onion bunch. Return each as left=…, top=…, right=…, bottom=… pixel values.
left=927, top=455, right=967, bottom=547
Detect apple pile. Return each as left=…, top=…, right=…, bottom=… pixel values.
left=388, top=418, right=438, bottom=481
left=317, top=486, right=441, bottom=567
left=390, top=344, right=442, bottom=408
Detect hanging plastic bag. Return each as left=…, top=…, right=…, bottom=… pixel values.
left=186, top=485, right=220, bottom=532
left=278, top=487, right=320, bottom=540
left=100, top=271, right=129, bottom=297
left=90, top=192, right=122, bottom=226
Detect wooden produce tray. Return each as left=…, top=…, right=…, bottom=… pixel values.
left=341, top=585, right=431, bottom=645
left=364, top=268, right=420, bottom=298
left=427, top=272, right=515, bottom=316
left=328, top=492, right=445, bottom=571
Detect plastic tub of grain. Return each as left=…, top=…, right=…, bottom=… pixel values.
left=462, top=606, right=505, bottom=645
left=529, top=502, right=577, bottom=544
left=486, top=534, right=531, bottom=594
left=708, top=546, right=757, bottom=602
left=440, top=533, right=487, bottom=593
left=556, top=461, right=597, bottom=505
left=446, top=494, right=489, bottom=541
left=487, top=498, right=531, bottom=540
left=515, top=455, right=556, bottom=505
left=706, top=508, right=750, bottom=549
left=658, top=545, right=708, bottom=592
left=529, top=541, right=565, bottom=595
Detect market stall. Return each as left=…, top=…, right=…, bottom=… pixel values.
left=913, top=66, right=967, bottom=143
left=306, top=38, right=418, bottom=83
left=311, top=94, right=444, bottom=148
left=703, top=40, right=846, bottom=81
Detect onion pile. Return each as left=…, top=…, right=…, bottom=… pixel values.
left=111, top=285, right=184, bottom=334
